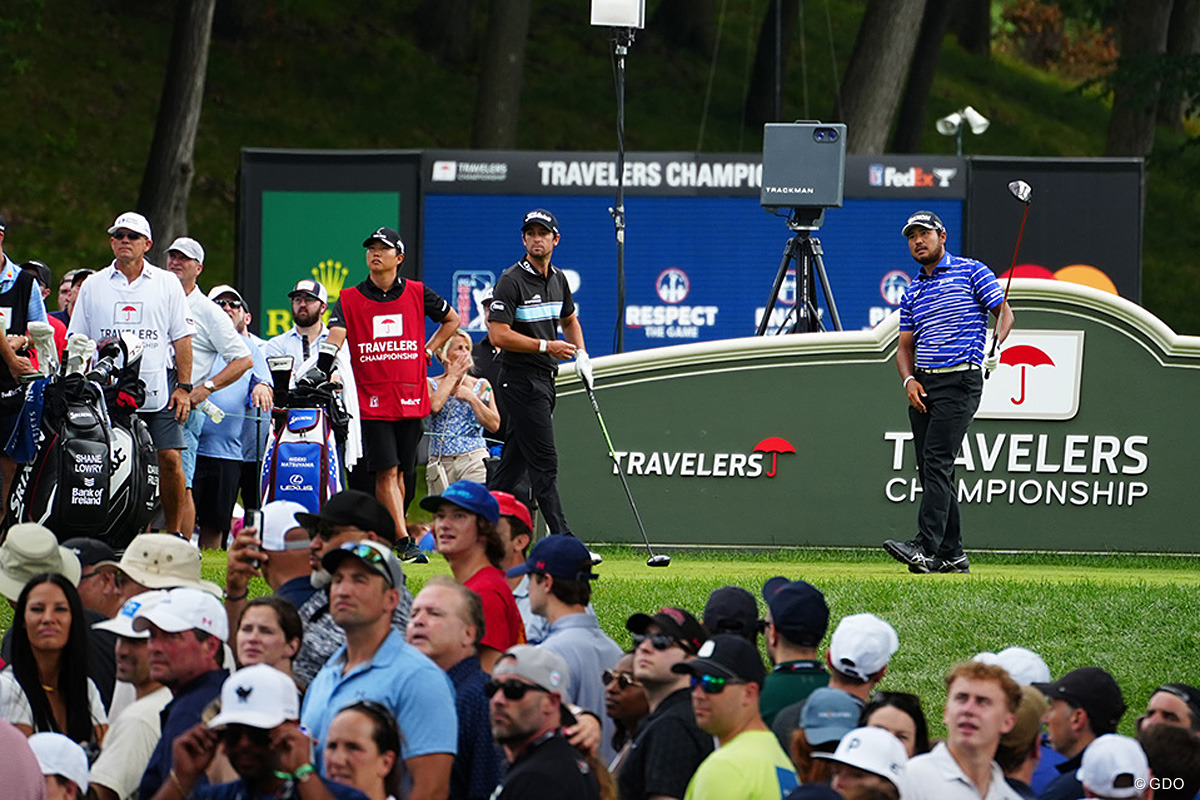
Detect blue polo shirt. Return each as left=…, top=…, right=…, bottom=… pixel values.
left=300, top=629, right=457, bottom=770
left=447, top=655, right=504, bottom=800
left=0, top=256, right=48, bottom=325
left=898, top=251, right=1004, bottom=370
left=191, top=776, right=368, bottom=799
left=138, top=668, right=229, bottom=799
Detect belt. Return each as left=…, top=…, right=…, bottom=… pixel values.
left=920, top=362, right=978, bottom=374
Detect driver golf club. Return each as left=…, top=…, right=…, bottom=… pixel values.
left=986, top=179, right=1033, bottom=379
left=581, top=380, right=670, bottom=567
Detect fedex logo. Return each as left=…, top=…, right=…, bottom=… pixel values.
left=373, top=314, right=403, bottom=338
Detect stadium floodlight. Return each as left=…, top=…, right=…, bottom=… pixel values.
left=936, top=106, right=990, bottom=155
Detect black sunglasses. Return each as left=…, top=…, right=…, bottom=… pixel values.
left=220, top=723, right=271, bottom=746
left=632, top=631, right=678, bottom=651
left=215, top=299, right=244, bottom=310
left=690, top=674, right=747, bottom=695
left=603, top=670, right=641, bottom=691
left=485, top=679, right=549, bottom=701
left=111, top=231, right=144, bottom=241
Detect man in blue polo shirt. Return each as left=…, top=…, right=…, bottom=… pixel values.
left=300, top=540, right=457, bottom=800
left=884, top=210, right=1013, bottom=575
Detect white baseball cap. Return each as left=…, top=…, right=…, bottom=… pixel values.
left=132, top=586, right=229, bottom=642
left=29, top=732, right=89, bottom=793
left=207, top=664, right=300, bottom=730
left=829, top=613, right=899, bottom=681
left=289, top=278, right=328, bottom=304
left=974, top=646, right=1051, bottom=686
left=105, top=533, right=222, bottom=595
left=107, top=211, right=152, bottom=240
left=814, top=726, right=907, bottom=786
left=1077, top=734, right=1149, bottom=799
left=207, top=284, right=245, bottom=305
left=167, top=236, right=205, bottom=264
left=260, top=500, right=311, bottom=552
left=92, top=590, right=168, bottom=638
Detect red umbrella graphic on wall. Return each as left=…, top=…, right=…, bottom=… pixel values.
left=1001, top=345, right=1055, bottom=405
left=753, top=437, right=796, bottom=478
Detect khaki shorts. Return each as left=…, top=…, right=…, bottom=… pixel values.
left=426, top=448, right=489, bottom=495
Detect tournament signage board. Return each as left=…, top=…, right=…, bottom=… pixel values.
left=551, top=280, right=1199, bottom=552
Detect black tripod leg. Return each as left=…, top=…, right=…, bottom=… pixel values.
left=809, top=237, right=843, bottom=332
left=756, top=234, right=800, bottom=336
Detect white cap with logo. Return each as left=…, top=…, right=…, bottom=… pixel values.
left=131, top=586, right=230, bottom=642
left=93, top=590, right=168, bottom=638
left=207, top=664, right=300, bottom=730
left=814, top=726, right=907, bottom=786
left=108, top=211, right=153, bottom=240
left=829, top=613, right=899, bottom=682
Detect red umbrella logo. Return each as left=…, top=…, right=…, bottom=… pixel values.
left=753, top=437, right=796, bottom=478
left=1000, top=345, right=1055, bottom=405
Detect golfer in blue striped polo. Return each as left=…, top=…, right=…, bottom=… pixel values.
left=884, top=210, right=1014, bottom=575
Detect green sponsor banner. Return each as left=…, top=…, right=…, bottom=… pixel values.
left=552, top=280, right=1200, bottom=552
left=259, top=191, right=400, bottom=336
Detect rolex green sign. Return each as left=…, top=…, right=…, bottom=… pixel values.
left=259, top=191, right=399, bottom=335
left=553, top=280, right=1199, bottom=552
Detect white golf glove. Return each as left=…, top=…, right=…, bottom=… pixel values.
left=575, top=350, right=594, bottom=390
left=983, top=350, right=1001, bottom=373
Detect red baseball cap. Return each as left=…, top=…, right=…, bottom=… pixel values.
left=491, top=491, right=532, bottom=531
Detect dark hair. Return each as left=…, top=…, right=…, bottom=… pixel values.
left=341, top=701, right=405, bottom=798
left=1139, top=724, right=1200, bottom=798
left=861, top=691, right=931, bottom=755
left=476, top=517, right=506, bottom=567
left=12, top=573, right=94, bottom=743
left=240, top=595, right=304, bottom=653
left=71, top=269, right=93, bottom=288
left=544, top=573, right=593, bottom=608
left=193, top=629, right=224, bottom=669
left=423, top=575, right=486, bottom=647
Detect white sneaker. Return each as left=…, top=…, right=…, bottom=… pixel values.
left=589, top=549, right=604, bottom=566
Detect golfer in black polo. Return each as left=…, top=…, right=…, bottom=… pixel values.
left=487, top=209, right=591, bottom=538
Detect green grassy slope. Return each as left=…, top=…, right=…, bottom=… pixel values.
left=1, top=1, right=1197, bottom=330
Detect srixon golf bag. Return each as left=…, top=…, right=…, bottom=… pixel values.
left=259, top=355, right=347, bottom=513
left=10, top=334, right=157, bottom=548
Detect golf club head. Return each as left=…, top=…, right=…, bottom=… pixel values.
left=1008, top=180, right=1032, bottom=204
left=647, top=554, right=671, bottom=567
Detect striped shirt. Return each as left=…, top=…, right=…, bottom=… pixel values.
left=488, top=257, right=576, bottom=372
left=899, top=251, right=1004, bottom=370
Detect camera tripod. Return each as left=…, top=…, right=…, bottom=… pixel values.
left=755, top=208, right=843, bottom=335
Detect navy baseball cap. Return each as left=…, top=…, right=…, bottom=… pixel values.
left=506, top=536, right=598, bottom=582
left=762, top=576, right=829, bottom=647
left=902, top=210, right=945, bottom=237
left=363, top=226, right=406, bottom=255
left=419, top=481, right=500, bottom=524
left=521, top=208, right=559, bottom=235
left=703, top=586, right=759, bottom=639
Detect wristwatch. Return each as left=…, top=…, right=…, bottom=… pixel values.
left=203, top=379, right=216, bottom=392
left=177, top=382, right=193, bottom=392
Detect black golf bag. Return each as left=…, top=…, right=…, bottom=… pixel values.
left=9, top=335, right=157, bottom=548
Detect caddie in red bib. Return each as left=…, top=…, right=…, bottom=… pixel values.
left=316, top=226, right=459, bottom=561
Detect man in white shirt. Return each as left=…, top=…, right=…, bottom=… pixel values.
left=904, top=661, right=1022, bottom=799
left=89, top=591, right=173, bottom=800
left=164, top=237, right=252, bottom=546
left=68, top=212, right=194, bottom=535
left=264, top=278, right=330, bottom=382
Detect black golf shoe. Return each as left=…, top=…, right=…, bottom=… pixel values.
left=884, top=538, right=935, bottom=574
left=398, top=538, right=429, bottom=565
left=934, top=554, right=971, bottom=574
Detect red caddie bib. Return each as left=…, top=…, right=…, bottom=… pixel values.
left=340, top=282, right=430, bottom=420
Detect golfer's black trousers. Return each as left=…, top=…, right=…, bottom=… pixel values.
left=493, top=367, right=570, bottom=535
left=909, top=368, right=983, bottom=558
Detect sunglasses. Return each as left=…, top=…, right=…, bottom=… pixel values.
left=632, top=631, right=679, bottom=651
left=603, top=670, right=641, bottom=691
left=111, top=231, right=144, bottom=241
left=485, top=679, right=549, bottom=701
left=690, top=674, right=747, bottom=695
left=215, top=299, right=244, bottom=310
left=220, top=723, right=271, bottom=746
